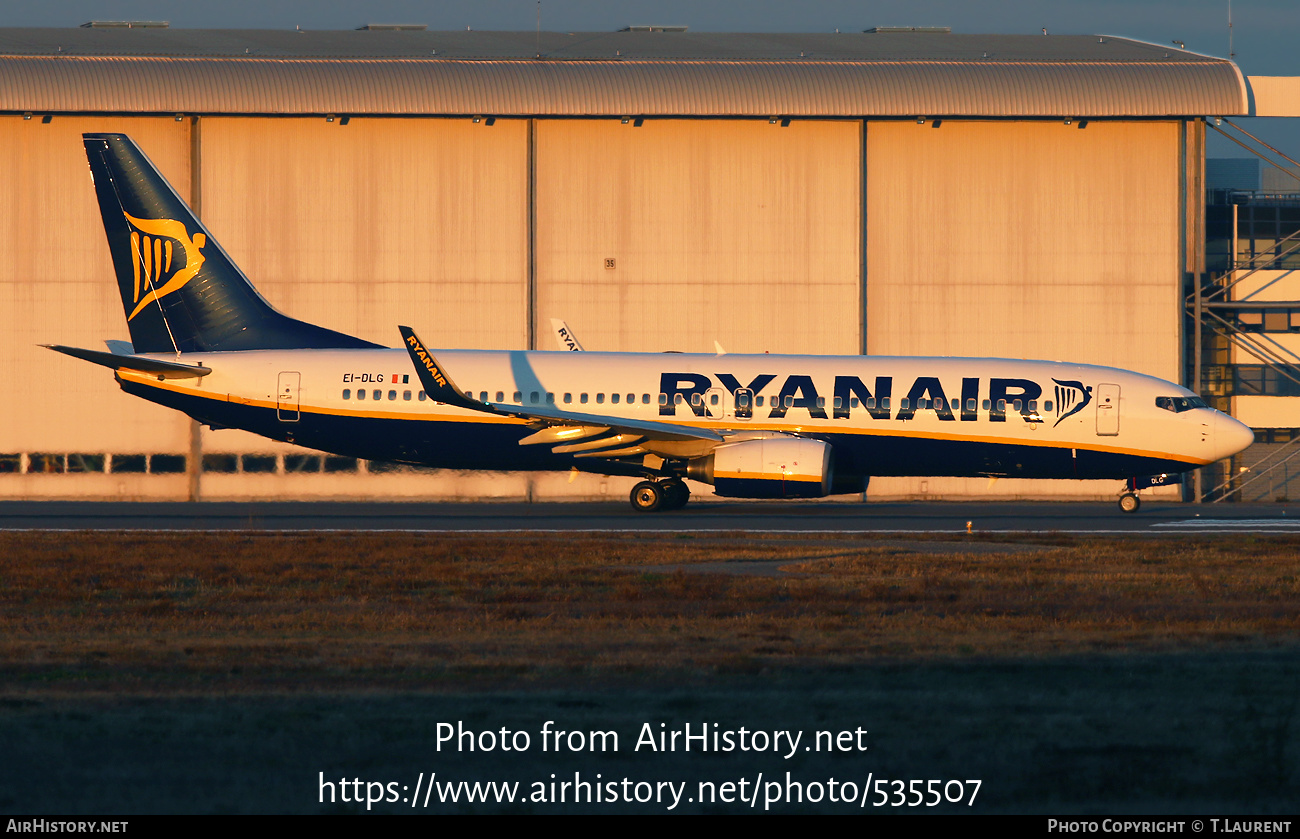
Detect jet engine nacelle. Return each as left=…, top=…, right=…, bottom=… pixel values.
left=687, top=437, right=833, bottom=498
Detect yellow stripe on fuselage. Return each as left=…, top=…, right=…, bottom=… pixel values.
left=117, top=371, right=1209, bottom=466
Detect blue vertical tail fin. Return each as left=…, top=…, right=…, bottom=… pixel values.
left=83, top=133, right=380, bottom=353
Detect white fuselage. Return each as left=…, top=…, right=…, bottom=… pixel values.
left=114, top=348, right=1253, bottom=485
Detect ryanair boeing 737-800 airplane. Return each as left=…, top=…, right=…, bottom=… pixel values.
left=47, top=134, right=1254, bottom=512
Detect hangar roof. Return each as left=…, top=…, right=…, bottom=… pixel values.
left=0, top=28, right=1248, bottom=117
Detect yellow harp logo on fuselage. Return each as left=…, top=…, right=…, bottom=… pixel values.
left=123, top=212, right=206, bottom=321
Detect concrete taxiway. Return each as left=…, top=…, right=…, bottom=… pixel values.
left=2, top=500, right=1298, bottom=534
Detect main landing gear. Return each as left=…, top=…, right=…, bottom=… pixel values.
left=629, top=479, right=691, bottom=512
left=1118, top=493, right=1141, bottom=513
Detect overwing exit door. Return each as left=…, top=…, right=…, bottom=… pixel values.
left=704, top=387, right=732, bottom=420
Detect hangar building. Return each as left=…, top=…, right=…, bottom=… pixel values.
left=0, top=25, right=1287, bottom=502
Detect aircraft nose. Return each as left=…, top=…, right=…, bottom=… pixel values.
left=1213, top=411, right=1255, bottom=461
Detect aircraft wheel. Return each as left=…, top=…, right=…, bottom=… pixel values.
left=630, top=481, right=664, bottom=512
left=1118, top=493, right=1141, bottom=513
left=661, top=480, right=690, bottom=510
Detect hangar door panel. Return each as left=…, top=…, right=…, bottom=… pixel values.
left=536, top=119, right=861, bottom=355
left=0, top=117, right=193, bottom=453
left=200, top=117, right=529, bottom=352
left=866, top=121, right=1180, bottom=381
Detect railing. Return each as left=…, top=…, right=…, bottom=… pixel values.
left=1201, top=432, right=1300, bottom=502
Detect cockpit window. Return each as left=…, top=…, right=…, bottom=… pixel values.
left=1156, top=395, right=1208, bottom=413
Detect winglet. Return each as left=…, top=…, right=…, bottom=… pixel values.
left=550, top=318, right=585, bottom=351
left=398, top=326, right=485, bottom=412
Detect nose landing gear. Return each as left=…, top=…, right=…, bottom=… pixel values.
left=629, top=479, right=691, bottom=512
left=1118, top=473, right=1173, bottom=513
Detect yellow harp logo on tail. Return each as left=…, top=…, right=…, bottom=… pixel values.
left=123, top=212, right=206, bottom=321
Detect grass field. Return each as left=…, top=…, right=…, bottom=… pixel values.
left=1, top=531, right=1297, bottom=813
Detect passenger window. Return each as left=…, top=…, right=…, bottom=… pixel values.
left=630, top=394, right=637, bottom=404
left=597, top=393, right=605, bottom=404
left=982, top=399, right=990, bottom=410
left=996, top=399, right=1006, bottom=411
left=530, top=392, right=540, bottom=404
left=784, top=396, right=794, bottom=408
left=709, top=394, right=718, bottom=406
left=564, top=393, right=572, bottom=404
left=674, top=394, right=683, bottom=405
left=513, top=391, right=522, bottom=403
left=834, top=397, right=843, bottom=409
left=611, top=393, right=621, bottom=404
left=342, top=389, right=351, bottom=400
left=881, top=398, right=890, bottom=410
left=388, top=390, right=397, bottom=401
left=951, top=399, right=960, bottom=410
left=579, top=393, right=588, bottom=404
left=1012, top=399, right=1022, bottom=412
left=1044, top=401, right=1053, bottom=412
left=916, top=398, right=928, bottom=409
left=373, top=390, right=382, bottom=400
left=850, top=397, right=859, bottom=408
left=643, top=394, right=651, bottom=404
left=419, top=391, right=427, bottom=401
left=816, top=396, right=825, bottom=408
left=403, top=390, right=411, bottom=401
left=659, top=394, right=668, bottom=405
left=865, top=398, right=875, bottom=409
left=900, top=398, right=911, bottom=411
left=691, top=393, right=702, bottom=406
left=966, top=399, right=976, bottom=411
left=495, top=392, right=504, bottom=403
left=1028, top=400, right=1036, bottom=412
left=546, top=393, right=555, bottom=404
left=480, top=391, right=488, bottom=402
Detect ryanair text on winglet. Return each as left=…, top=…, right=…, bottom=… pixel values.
left=405, top=334, right=449, bottom=389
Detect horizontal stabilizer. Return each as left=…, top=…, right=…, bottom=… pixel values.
left=43, top=344, right=211, bottom=378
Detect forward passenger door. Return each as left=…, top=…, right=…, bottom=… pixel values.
left=1095, top=383, right=1120, bottom=436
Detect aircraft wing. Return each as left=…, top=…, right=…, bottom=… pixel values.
left=399, top=326, right=722, bottom=458
left=43, top=344, right=211, bottom=378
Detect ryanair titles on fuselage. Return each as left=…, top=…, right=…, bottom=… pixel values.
left=657, top=372, right=1093, bottom=426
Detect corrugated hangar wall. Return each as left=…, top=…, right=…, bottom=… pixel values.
left=1, top=114, right=1189, bottom=500
left=198, top=118, right=531, bottom=352
left=862, top=119, right=1186, bottom=500
left=866, top=120, right=1181, bottom=379
left=535, top=119, right=862, bottom=356
left=0, top=116, right=192, bottom=459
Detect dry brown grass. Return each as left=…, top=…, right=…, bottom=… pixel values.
left=1, top=531, right=1298, bottom=693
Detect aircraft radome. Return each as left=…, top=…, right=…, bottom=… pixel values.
left=47, top=133, right=1255, bottom=513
